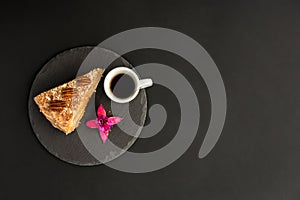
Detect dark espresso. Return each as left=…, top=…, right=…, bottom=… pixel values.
left=110, top=73, right=136, bottom=99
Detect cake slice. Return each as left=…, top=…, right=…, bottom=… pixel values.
left=34, top=68, right=104, bottom=134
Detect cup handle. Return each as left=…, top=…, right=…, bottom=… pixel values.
left=139, top=78, right=153, bottom=89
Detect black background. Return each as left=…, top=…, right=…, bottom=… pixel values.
left=1, top=0, right=300, bottom=199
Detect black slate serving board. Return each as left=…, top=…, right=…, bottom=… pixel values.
left=28, top=46, right=147, bottom=166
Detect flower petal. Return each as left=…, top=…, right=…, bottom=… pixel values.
left=104, top=124, right=112, bottom=131
left=97, top=104, right=106, bottom=117
left=86, top=120, right=98, bottom=128
left=99, top=129, right=109, bottom=143
left=107, top=117, right=123, bottom=126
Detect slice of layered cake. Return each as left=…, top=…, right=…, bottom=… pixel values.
left=34, top=68, right=104, bottom=134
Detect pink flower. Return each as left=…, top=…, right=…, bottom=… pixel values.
left=86, top=104, right=122, bottom=143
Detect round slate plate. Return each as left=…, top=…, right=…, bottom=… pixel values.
left=28, top=46, right=147, bottom=166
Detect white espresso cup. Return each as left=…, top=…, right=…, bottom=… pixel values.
left=104, top=67, right=153, bottom=103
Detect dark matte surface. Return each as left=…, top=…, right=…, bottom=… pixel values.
left=28, top=46, right=147, bottom=166
left=1, top=0, right=300, bottom=200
